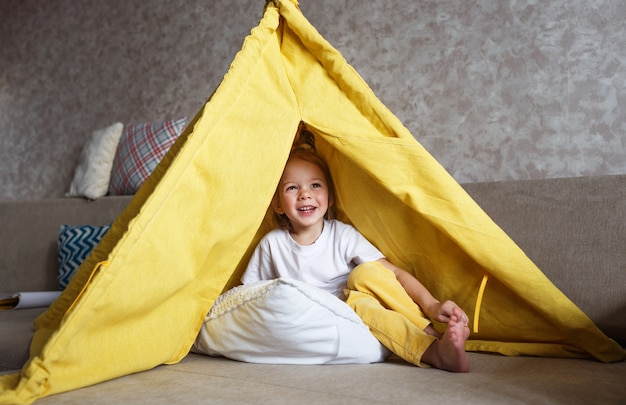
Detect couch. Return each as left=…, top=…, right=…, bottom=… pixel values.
left=1, top=175, right=624, bottom=404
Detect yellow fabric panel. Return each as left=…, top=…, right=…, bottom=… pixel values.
left=274, top=0, right=624, bottom=361
left=1, top=0, right=623, bottom=403
left=0, top=4, right=296, bottom=403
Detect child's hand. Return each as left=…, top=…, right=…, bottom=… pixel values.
left=427, top=300, right=468, bottom=325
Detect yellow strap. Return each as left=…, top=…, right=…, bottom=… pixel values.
left=473, top=273, right=489, bottom=333
left=65, top=261, right=109, bottom=316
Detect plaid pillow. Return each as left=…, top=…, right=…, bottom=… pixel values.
left=109, top=118, right=186, bottom=195
left=57, top=224, right=110, bottom=289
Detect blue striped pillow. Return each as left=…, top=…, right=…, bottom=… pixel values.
left=57, top=224, right=110, bottom=289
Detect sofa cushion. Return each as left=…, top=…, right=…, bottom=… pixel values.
left=0, top=308, right=46, bottom=371
left=193, top=278, right=389, bottom=364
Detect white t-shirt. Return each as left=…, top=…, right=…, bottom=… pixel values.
left=242, top=219, right=384, bottom=299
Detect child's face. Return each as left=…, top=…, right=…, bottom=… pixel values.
left=273, top=158, right=332, bottom=234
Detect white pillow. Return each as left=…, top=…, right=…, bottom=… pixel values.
left=193, top=278, right=389, bottom=364
left=66, top=122, right=124, bottom=200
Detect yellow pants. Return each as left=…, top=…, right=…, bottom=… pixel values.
left=344, top=261, right=437, bottom=367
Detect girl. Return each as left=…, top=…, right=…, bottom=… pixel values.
left=242, top=130, right=470, bottom=372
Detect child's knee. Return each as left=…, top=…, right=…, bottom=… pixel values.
left=347, top=261, right=389, bottom=290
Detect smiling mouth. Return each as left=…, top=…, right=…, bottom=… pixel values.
left=298, top=206, right=317, bottom=213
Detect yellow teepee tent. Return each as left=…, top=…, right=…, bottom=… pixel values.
left=1, top=0, right=624, bottom=403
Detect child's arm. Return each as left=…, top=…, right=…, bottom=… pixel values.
left=376, top=258, right=468, bottom=324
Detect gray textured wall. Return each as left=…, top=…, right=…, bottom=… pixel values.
left=1, top=0, right=624, bottom=201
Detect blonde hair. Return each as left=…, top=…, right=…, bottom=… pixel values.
left=272, top=125, right=336, bottom=229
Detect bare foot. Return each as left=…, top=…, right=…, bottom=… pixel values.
left=422, top=308, right=470, bottom=372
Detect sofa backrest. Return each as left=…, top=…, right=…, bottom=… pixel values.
left=0, top=196, right=132, bottom=293
left=463, top=174, right=625, bottom=345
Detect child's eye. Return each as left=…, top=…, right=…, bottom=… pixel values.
left=311, top=183, right=322, bottom=189
left=286, top=185, right=298, bottom=192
